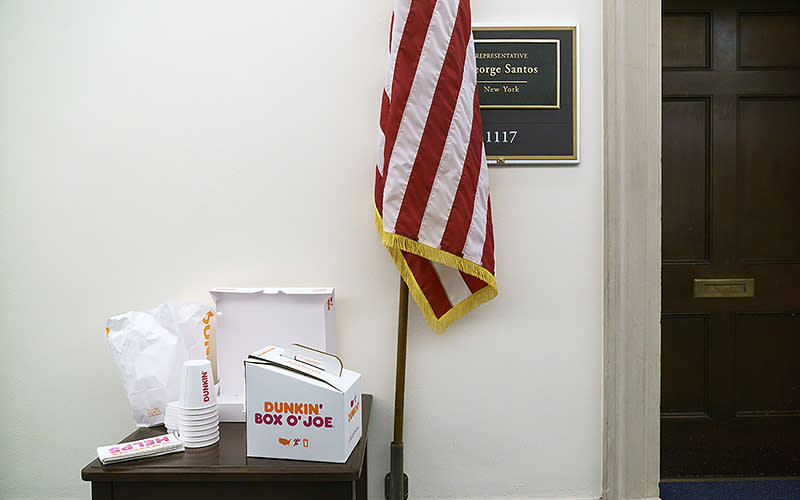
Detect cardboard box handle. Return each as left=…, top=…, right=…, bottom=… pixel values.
left=281, top=344, right=343, bottom=376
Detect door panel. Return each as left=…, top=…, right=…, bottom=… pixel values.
left=737, top=97, right=800, bottom=261
left=662, top=98, right=711, bottom=263
left=738, top=13, right=800, bottom=69
left=661, top=314, right=711, bottom=416
left=662, top=0, right=800, bottom=477
left=662, top=13, right=712, bottom=69
left=734, top=313, right=800, bottom=415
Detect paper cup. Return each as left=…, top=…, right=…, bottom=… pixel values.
left=179, top=421, right=218, bottom=432
left=182, top=432, right=220, bottom=448
left=179, top=404, right=218, bottom=417
left=178, top=420, right=219, bottom=432
left=179, top=425, right=219, bottom=439
left=181, top=431, right=220, bottom=442
left=178, top=420, right=219, bottom=431
left=179, top=360, right=216, bottom=409
left=180, top=429, right=219, bottom=440
left=179, top=409, right=219, bottom=422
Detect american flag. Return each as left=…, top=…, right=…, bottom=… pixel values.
left=374, top=0, right=497, bottom=333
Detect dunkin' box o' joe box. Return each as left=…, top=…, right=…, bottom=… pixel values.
left=245, top=344, right=362, bottom=463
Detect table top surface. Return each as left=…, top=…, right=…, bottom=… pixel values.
left=81, top=394, right=372, bottom=483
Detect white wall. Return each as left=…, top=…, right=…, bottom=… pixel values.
left=0, top=1, right=603, bottom=499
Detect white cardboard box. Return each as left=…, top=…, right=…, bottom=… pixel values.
left=245, top=345, right=362, bottom=463
left=210, top=288, right=336, bottom=422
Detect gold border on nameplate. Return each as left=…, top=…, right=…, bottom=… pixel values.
left=474, top=26, right=579, bottom=165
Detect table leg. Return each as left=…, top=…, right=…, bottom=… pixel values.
left=356, top=445, right=368, bottom=500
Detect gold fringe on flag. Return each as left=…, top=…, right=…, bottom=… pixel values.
left=375, top=208, right=498, bottom=333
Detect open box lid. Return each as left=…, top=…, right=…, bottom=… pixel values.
left=247, top=344, right=354, bottom=393
left=210, top=287, right=336, bottom=405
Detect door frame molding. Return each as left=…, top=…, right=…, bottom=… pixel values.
left=603, top=1, right=662, bottom=499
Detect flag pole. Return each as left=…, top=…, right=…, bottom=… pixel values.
left=386, top=277, right=409, bottom=500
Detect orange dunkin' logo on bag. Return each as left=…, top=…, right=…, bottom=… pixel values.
left=202, top=311, right=214, bottom=357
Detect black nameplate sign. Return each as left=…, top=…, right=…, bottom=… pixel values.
left=474, top=27, right=578, bottom=165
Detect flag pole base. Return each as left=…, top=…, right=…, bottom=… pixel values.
left=385, top=442, right=409, bottom=500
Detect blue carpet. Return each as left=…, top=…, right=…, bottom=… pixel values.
left=660, top=480, right=800, bottom=500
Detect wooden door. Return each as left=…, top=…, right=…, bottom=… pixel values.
left=661, top=0, right=800, bottom=477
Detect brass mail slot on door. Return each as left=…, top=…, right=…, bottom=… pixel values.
left=694, top=278, right=755, bottom=298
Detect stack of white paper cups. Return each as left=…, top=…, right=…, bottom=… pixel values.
left=177, top=359, right=219, bottom=448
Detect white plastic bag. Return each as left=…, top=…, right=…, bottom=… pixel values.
left=106, top=303, right=214, bottom=427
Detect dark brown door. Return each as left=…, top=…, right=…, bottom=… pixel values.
left=661, top=0, right=800, bottom=477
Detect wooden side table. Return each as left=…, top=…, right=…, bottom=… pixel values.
left=82, top=394, right=372, bottom=500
